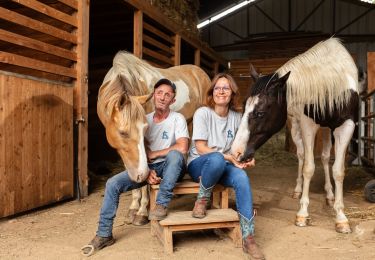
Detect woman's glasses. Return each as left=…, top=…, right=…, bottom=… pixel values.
left=213, top=86, right=231, bottom=93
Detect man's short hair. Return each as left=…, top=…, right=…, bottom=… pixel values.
left=153, top=78, right=176, bottom=93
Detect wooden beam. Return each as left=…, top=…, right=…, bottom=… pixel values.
left=134, top=10, right=143, bottom=58
left=143, top=47, right=174, bottom=66
left=0, top=51, right=76, bottom=78
left=58, top=0, right=78, bottom=10
left=74, top=0, right=89, bottom=197
left=174, top=34, right=181, bottom=66
left=143, top=35, right=174, bottom=55
left=14, top=0, right=78, bottom=27
left=143, top=22, right=174, bottom=44
left=0, top=29, right=76, bottom=61
left=194, top=49, right=200, bottom=66
left=0, top=7, right=77, bottom=44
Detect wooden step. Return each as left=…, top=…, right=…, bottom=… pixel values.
left=151, top=208, right=242, bottom=254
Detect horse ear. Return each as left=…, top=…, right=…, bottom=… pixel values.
left=135, top=93, right=153, bottom=105
left=249, top=63, right=259, bottom=81
left=117, top=93, right=130, bottom=111
left=265, top=72, right=290, bottom=95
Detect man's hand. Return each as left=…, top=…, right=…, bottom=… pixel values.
left=147, top=170, right=161, bottom=185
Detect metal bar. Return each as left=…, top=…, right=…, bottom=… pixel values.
left=254, top=4, right=286, bottom=32
left=335, top=8, right=375, bottom=35
left=216, top=23, right=245, bottom=40
left=294, top=0, right=326, bottom=32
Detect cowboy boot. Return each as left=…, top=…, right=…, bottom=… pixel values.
left=239, top=213, right=265, bottom=260
left=192, top=182, right=214, bottom=218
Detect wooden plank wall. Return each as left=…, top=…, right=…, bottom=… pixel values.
left=0, top=73, right=74, bottom=217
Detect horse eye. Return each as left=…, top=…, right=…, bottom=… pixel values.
left=256, top=112, right=265, bottom=118
left=119, top=131, right=129, bottom=138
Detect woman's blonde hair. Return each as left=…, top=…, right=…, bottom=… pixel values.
left=205, top=73, right=241, bottom=112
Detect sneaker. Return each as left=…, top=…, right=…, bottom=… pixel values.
left=149, top=204, right=168, bottom=220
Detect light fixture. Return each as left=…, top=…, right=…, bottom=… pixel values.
left=197, top=0, right=255, bottom=29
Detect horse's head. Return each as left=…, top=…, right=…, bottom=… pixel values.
left=97, top=75, right=152, bottom=182
left=231, top=67, right=290, bottom=162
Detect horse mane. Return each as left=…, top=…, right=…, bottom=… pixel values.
left=97, top=75, right=145, bottom=132
left=276, top=38, right=358, bottom=115
left=103, top=51, right=162, bottom=96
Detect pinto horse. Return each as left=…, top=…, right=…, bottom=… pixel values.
left=231, top=38, right=359, bottom=233
left=97, top=51, right=210, bottom=225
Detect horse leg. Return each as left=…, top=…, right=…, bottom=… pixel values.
left=332, top=119, right=355, bottom=233
left=321, top=128, right=334, bottom=206
left=125, top=189, right=141, bottom=224
left=132, top=185, right=149, bottom=226
left=295, top=115, right=319, bottom=227
left=290, top=117, right=304, bottom=199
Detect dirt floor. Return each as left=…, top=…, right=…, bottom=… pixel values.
left=1, top=134, right=375, bottom=260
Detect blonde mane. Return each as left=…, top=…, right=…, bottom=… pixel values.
left=103, top=51, right=162, bottom=96
left=97, top=74, right=145, bottom=131
left=277, top=38, right=358, bottom=115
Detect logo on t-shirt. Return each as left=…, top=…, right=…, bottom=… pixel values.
left=227, top=130, right=234, bottom=139
left=162, top=131, right=169, bottom=140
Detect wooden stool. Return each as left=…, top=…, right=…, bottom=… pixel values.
left=149, top=180, right=229, bottom=211
left=151, top=209, right=242, bottom=254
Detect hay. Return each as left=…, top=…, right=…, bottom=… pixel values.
left=345, top=206, right=375, bottom=220
left=255, top=128, right=298, bottom=167
left=148, top=0, right=199, bottom=35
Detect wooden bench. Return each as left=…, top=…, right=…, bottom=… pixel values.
left=150, top=180, right=241, bottom=253
left=151, top=208, right=242, bottom=254
left=149, top=180, right=229, bottom=211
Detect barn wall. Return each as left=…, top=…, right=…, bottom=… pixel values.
left=0, top=72, right=74, bottom=217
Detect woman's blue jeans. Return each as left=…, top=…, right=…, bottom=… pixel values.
left=188, top=152, right=253, bottom=219
left=96, top=150, right=185, bottom=237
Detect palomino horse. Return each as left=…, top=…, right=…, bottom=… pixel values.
left=231, top=38, right=359, bottom=233
left=97, top=51, right=210, bottom=225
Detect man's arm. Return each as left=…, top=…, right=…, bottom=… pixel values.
left=147, top=137, right=188, bottom=161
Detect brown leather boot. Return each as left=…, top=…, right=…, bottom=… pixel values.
left=192, top=198, right=209, bottom=218
left=243, top=235, right=265, bottom=260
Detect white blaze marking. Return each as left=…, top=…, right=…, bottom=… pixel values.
left=231, top=95, right=259, bottom=156
left=137, top=122, right=149, bottom=180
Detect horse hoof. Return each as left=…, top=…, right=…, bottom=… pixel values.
left=335, top=221, right=351, bottom=233
left=132, top=215, right=149, bottom=226
left=295, top=215, right=311, bottom=227
left=292, top=192, right=301, bottom=199
left=125, top=209, right=137, bottom=224
left=326, top=198, right=334, bottom=207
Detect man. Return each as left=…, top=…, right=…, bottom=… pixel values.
left=81, top=78, right=189, bottom=256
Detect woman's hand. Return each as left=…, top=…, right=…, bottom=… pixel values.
left=225, top=153, right=255, bottom=169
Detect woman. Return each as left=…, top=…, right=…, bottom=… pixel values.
left=187, top=73, right=265, bottom=260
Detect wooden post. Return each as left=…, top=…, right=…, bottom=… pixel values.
left=174, top=34, right=181, bottom=65
left=134, top=10, right=143, bottom=58
left=194, top=49, right=200, bottom=66
left=74, top=0, right=90, bottom=197
left=368, top=52, right=375, bottom=92
left=214, top=62, right=219, bottom=75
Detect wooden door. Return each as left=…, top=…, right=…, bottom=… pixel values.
left=0, top=73, right=74, bottom=217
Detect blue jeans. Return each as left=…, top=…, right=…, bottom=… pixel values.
left=188, top=152, right=253, bottom=219
left=97, top=150, right=185, bottom=237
